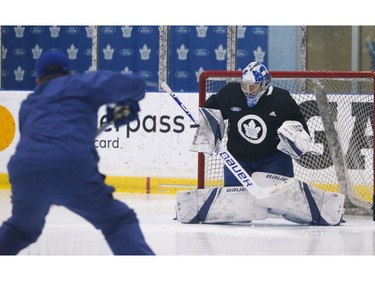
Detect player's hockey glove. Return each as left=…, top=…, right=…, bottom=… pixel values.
left=277, top=120, right=313, bottom=159
left=106, top=101, right=140, bottom=129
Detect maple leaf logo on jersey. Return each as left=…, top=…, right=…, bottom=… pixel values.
left=243, top=120, right=261, bottom=139
left=238, top=115, right=267, bottom=144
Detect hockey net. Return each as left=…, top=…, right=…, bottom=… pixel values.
left=198, top=70, right=375, bottom=216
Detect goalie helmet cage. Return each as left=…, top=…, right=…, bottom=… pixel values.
left=198, top=70, right=375, bottom=219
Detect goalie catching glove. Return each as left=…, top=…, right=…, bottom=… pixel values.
left=106, top=101, right=140, bottom=129
left=277, top=120, right=314, bottom=159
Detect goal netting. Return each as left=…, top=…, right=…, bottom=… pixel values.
left=198, top=70, right=375, bottom=216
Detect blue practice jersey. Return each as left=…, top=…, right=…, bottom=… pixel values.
left=8, top=71, right=145, bottom=178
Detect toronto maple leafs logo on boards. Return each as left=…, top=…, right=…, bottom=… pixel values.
left=237, top=115, right=267, bottom=144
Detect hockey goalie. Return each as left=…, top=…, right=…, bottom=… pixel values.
left=176, top=108, right=345, bottom=226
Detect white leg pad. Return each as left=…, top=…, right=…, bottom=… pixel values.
left=252, top=173, right=345, bottom=225
left=175, top=187, right=268, bottom=224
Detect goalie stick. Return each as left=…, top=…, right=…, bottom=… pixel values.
left=160, top=81, right=287, bottom=199
left=161, top=82, right=199, bottom=128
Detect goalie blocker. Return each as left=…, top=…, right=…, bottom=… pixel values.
left=176, top=172, right=345, bottom=226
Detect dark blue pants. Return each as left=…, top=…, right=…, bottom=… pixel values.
left=0, top=167, right=154, bottom=255
left=224, top=151, right=294, bottom=186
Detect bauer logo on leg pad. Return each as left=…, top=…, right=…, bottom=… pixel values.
left=252, top=172, right=290, bottom=187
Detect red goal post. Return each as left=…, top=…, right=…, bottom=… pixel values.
left=198, top=70, right=375, bottom=217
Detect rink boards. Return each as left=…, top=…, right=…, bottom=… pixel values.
left=0, top=91, right=373, bottom=198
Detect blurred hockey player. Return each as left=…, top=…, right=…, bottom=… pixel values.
left=203, top=61, right=312, bottom=185
left=0, top=50, right=154, bottom=255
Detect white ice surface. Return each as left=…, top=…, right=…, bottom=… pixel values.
left=0, top=190, right=374, bottom=255
left=1, top=189, right=375, bottom=280
left=0, top=190, right=375, bottom=255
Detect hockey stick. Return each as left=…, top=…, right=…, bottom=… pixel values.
left=160, top=82, right=199, bottom=128
left=160, top=82, right=285, bottom=199
left=96, top=121, right=113, bottom=136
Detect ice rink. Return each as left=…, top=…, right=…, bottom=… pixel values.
left=0, top=189, right=374, bottom=280
left=1, top=189, right=374, bottom=256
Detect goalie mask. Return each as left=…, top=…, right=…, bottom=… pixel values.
left=241, top=62, right=271, bottom=108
